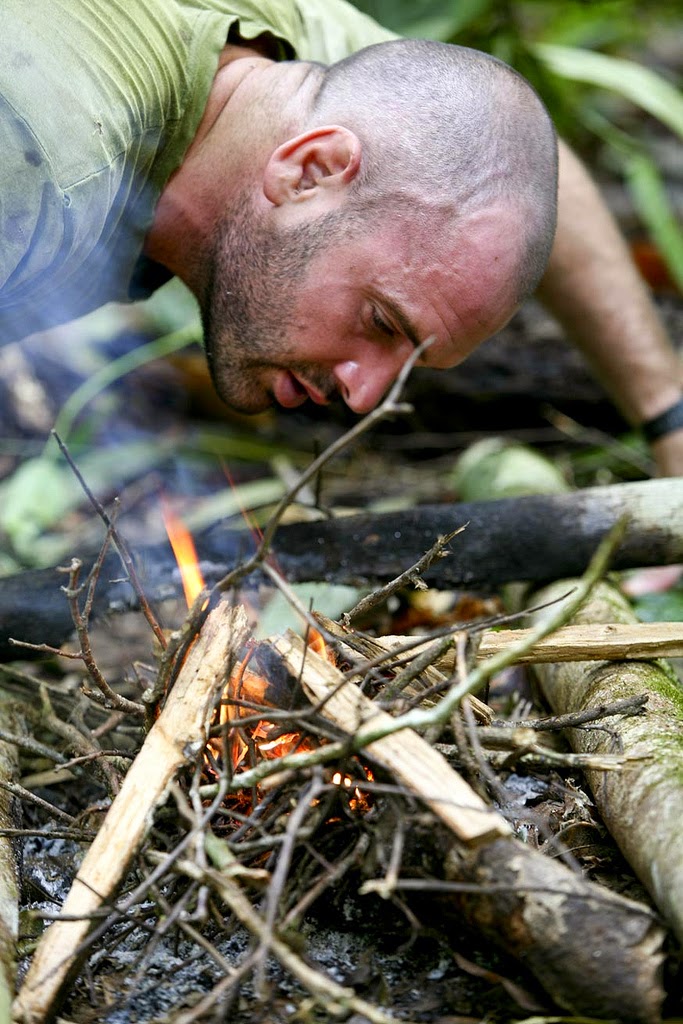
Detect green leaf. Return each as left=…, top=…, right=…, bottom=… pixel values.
left=632, top=586, right=683, bottom=624
left=533, top=43, right=683, bottom=139
left=0, top=458, right=75, bottom=557
left=0, top=439, right=174, bottom=564
left=50, top=322, right=200, bottom=447
left=624, top=151, right=683, bottom=293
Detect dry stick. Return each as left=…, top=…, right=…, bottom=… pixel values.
left=254, top=772, right=326, bottom=996
left=0, top=782, right=76, bottom=826
left=61, top=558, right=145, bottom=719
left=13, top=602, right=249, bottom=1024
left=162, top=841, right=425, bottom=1024
left=213, top=339, right=431, bottom=596
left=341, top=526, right=467, bottom=625
left=38, top=684, right=122, bottom=798
left=52, top=431, right=167, bottom=652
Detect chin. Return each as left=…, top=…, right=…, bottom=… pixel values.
left=214, top=381, right=274, bottom=416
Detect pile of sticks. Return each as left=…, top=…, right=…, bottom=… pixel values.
left=2, top=357, right=681, bottom=1023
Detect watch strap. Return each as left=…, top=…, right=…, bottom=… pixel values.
left=641, top=398, right=683, bottom=443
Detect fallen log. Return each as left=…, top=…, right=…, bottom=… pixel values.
left=2, top=478, right=683, bottom=663
left=528, top=581, right=683, bottom=949
left=455, top=440, right=683, bottom=959
left=273, top=632, right=666, bottom=1022
left=13, top=602, right=249, bottom=1024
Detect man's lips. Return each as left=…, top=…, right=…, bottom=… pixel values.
left=272, top=371, right=330, bottom=409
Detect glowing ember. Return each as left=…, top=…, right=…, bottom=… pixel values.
left=161, top=503, right=206, bottom=607
left=332, top=767, right=374, bottom=812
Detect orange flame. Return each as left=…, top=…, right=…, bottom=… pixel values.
left=308, top=628, right=335, bottom=664
left=161, top=503, right=205, bottom=607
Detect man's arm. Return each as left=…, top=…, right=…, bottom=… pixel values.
left=536, top=140, right=683, bottom=476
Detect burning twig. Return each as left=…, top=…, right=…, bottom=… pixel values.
left=13, top=602, right=249, bottom=1024
left=272, top=631, right=507, bottom=845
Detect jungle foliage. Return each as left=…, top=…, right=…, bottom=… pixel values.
left=350, top=0, right=683, bottom=289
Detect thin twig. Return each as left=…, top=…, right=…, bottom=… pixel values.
left=52, top=431, right=167, bottom=650
left=342, top=526, right=466, bottom=625
left=214, top=339, right=433, bottom=595
left=61, top=558, right=145, bottom=719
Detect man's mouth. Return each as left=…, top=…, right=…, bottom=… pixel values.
left=272, top=370, right=330, bottom=409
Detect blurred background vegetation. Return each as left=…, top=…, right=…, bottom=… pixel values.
left=349, top=0, right=683, bottom=290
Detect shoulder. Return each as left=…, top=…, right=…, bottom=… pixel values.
left=219, top=0, right=399, bottom=64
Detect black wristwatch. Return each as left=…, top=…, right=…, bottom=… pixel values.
left=641, top=397, right=683, bottom=443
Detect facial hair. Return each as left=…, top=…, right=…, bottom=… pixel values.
left=201, top=193, right=344, bottom=413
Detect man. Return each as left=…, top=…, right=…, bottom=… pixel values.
left=2, top=0, right=682, bottom=474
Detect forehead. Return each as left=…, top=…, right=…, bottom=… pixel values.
left=328, top=204, right=522, bottom=367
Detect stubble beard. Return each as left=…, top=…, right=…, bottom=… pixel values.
left=201, top=194, right=343, bottom=414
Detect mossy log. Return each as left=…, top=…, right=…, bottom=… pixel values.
left=528, top=580, right=683, bottom=947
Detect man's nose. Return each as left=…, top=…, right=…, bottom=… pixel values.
left=333, top=348, right=412, bottom=414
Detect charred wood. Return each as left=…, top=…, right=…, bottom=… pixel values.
left=1, top=478, right=682, bottom=662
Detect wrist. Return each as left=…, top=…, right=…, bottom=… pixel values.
left=641, top=397, right=683, bottom=443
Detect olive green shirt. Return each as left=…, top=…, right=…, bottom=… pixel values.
left=0, top=0, right=395, bottom=342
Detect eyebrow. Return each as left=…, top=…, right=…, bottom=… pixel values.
left=378, top=294, right=422, bottom=349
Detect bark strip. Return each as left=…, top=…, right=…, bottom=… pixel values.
left=13, top=602, right=249, bottom=1024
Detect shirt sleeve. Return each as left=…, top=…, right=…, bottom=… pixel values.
left=0, top=96, right=67, bottom=343
left=291, top=0, right=399, bottom=64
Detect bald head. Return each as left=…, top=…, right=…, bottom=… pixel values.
left=305, top=38, right=558, bottom=301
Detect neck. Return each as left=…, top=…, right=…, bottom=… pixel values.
left=143, top=44, right=274, bottom=295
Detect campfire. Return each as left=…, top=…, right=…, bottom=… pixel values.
left=4, top=367, right=683, bottom=1024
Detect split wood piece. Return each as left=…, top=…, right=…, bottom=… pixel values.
left=272, top=631, right=508, bottom=846
left=475, top=620, right=683, bottom=663
left=13, top=602, right=249, bottom=1024
left=377, top=619, right=683, bottom=668
left=0, top=696, right=21, bottom=1020
left=314, top=614, right=492, bottom=724
left=529, top=580, right=683, bottom=950
left=274, top=633, right=666, bottom=1021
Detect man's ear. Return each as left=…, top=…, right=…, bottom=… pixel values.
left=263, top=126, right=361, bottom=205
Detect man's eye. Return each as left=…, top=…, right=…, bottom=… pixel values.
left=371, top=308, right=394, bottom=337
